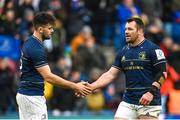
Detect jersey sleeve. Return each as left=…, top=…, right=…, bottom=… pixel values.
left=150, top=47, right=166, bottom=66
left=112, top=49, right=123, bottom=69
left=28, top=47, right=48, bottom=68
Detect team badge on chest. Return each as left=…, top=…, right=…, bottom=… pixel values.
left=139, top=51, right=146, bottom=60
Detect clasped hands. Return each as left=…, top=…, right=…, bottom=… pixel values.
left=74, top=81, right=94, bottom=97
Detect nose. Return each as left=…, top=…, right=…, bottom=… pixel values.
left=125, top=31, right=128, bottom=35
left=125, top=29, right=128, bottom=34
left=51, top=28, right=54, bottom=33
left=125, top=30, right=130, bottom=36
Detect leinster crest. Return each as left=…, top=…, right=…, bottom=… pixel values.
left=139, top=51, right=146, bottom=60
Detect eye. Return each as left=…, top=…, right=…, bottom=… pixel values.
left=48, top=27, right=52, bottom=30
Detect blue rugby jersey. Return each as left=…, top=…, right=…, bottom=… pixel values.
left=113, top=39, right=166, bottom=105
left=18, top=36, right=48, bottom=96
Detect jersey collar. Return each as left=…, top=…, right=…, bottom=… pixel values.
left=130, top=39, right=146, bottom=48
left=32, top=35, right=43, bottom=45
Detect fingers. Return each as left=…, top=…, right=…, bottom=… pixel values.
left=81, top=81, right=91, bottom=88
left=81, top=82, right=93, bottom=92
left=75, top=92, right=84, bottom=97
left=139, top=92, right=153, bottom=106
left=139, top=98, right=150, bottom=106
left=75, top=92, right=79, bottom=97
left=81, top=86, right=92, bottom=96
left=84, top=84, right=93, bottom=91
left=75, top=82, right=93, bottom=97
left=76, top=91, right=87, bottom=97
left=81, top=83, right=92, bottom=94
left=81, top=81, right=88, bottom=85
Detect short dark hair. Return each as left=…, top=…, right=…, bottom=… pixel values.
left=127, top=17, right=144, bottom=31
left=33, top=12, right=56, bottom=29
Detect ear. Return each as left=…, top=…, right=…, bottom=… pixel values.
left=138, top=29, right=143, bottom=35
left=38, top=27, right=43, bottom=34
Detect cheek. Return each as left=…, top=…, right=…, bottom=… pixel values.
left=44, top=30, right=50, bottom=35
left=43, top=30, right=49, bottom=37
left=132, top=32, right=137, bottom=38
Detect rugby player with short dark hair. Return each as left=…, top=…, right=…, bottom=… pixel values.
left=85, top=17, right=167, bottom=119
left=16, top=12, right=92, bottom=120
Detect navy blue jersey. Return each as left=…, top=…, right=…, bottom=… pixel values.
left=18, top=36, right=48, bottom=96
left=113, top=39, right=166, bottom=105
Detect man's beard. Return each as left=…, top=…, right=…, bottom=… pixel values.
left=42, top=34, right=50, bottom=40
left=126, top=38, right=132, bottom=43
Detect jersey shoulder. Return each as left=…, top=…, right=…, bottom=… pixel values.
left=23, top=36, right=43, bottom=54
left=118, top=44, right=130, bottom=53
left=144, top=39, right=166, bottom=61
left=144, top=39, right=161, bottom=50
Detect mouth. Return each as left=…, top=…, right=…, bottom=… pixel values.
left=126, top=34, right=130, bottom=37
left=126, top=36, right=130, bottom=39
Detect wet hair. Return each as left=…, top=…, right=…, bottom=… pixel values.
left=127, top=17, right=144, bottom=31
left=33, top=12, right=56, bottom=29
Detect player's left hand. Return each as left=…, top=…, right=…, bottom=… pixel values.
left=139, top=92, right=154, bottom=106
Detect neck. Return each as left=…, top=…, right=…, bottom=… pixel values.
left=131, top=36, right=145, bottom=47
left=33, top=31, right=43, bottom=42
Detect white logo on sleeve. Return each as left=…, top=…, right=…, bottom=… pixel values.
left=155, top=49, right=165, bottom=60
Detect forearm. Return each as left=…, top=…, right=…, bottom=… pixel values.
left=152, top=81, right=161, bottom=89
left=46, top=73, right=76, bottom=90
left=91, top=71, right=116, bottom=90
left=152, top=62, right=167, bottom=88
left=152, top=76, right=166, bottom=89
left=149, top=73, right=166, bottom=95
left=149, top=72, right=166, bottom=95
left=37, top=65, right=78, bottom=90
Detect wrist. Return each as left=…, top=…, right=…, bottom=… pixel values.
left=71, top=82, right=78, bottom=91
left=152, top=81, right=161, bottom=88
left=148, top=85, right=159, bottom=96
left=91, top=84, right=97, bottom=91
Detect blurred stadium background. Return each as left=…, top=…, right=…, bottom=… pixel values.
left=0, top=0, right=180, bottom=119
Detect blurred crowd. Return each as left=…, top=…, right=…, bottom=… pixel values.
left=0, top=0, right=180, bottom=117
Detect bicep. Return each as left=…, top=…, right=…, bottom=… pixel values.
left=150, top=48, right=167, bottom=85
left=154, top=62, right=166, bottom=73
left=150, top=48, right=167, bottom=77
left=28, top=48, right=48, bottom=68
left=112, top=49, right=123, bottom=69
left=153, top=62, right=167, bottom=85
left=36, top=65, right=51, bottom=79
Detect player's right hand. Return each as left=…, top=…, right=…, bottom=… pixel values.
left=139, top=92, right=154, bottom=106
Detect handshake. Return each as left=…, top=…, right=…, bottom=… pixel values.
left=74, top=81, right=94, bottom=97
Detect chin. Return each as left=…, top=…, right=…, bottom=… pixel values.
left=47, top=37, right=51, bottom=39
left=44, top=36, right=51, bottom=40
left=126, top=40, right=131, bottom=43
